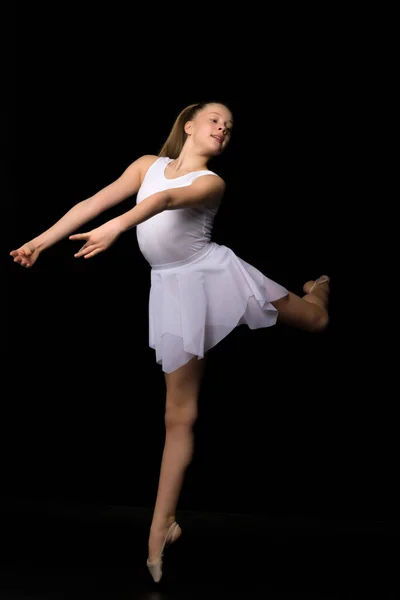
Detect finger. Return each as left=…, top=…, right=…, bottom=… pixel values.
left=74, top=241, right=90, bottom=255
left=14, top=257, right=26, bottom=267
left=74, top=245, right=97, bottom=258
left=83, top=248, right=102, bottom=259
left=69, top=233, right=89, bottom=241
left=10, top=249, right=24, bottom=257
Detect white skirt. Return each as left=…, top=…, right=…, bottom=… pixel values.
left=148, top=242, right=288, bottom=373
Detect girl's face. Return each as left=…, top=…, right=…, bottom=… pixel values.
left=185, top=103, right=233, bottom=156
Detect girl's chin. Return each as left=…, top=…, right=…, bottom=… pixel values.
left=210, top=144, right=224, bottom=155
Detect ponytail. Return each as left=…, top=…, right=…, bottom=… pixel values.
left=158, top=103, right=207, bottom=159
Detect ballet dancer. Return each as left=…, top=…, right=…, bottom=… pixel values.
left=10, top=101, right=330, bottom=582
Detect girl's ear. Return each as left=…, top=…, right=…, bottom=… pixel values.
left=184, top=120, right=193, bottom=135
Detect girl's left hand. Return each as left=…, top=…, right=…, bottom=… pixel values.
left=69, top=220, right=122, bottom=259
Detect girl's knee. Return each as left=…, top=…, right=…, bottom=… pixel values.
left=311, top=309, right=329, bottom=332
left=165, top=401, right=198, bottom=429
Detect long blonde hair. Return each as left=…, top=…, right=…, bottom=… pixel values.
left=159, top=102, right=230, bottom=159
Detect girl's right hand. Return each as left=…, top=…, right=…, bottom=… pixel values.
left=10, top=244, right=40, bottom=268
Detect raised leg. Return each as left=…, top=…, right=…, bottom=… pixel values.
left=271, top=275, right=330, bottom=332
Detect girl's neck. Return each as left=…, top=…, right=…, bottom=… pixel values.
left=171, top=148, right=209, bottom=173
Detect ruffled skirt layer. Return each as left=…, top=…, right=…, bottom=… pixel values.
left=149, top=242, right=288, bottom=373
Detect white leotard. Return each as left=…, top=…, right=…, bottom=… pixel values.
left=136, top=157, right=219, bottom=266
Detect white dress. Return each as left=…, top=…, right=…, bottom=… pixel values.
left=136, top=156, right=288, bottom=373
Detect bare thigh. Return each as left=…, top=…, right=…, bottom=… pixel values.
left=164, top=355, right=208, bottom=402
left=272, top=291, right=328, bottom=332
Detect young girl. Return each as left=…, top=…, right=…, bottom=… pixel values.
left=10, top=101, right=330, bottom=582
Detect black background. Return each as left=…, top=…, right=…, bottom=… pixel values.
left=6, top=7, right=391, bottom=524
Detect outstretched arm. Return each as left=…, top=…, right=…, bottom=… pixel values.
left=70, top=175, right=225, bottom=260
left=10, top=155, right=157, bottom=267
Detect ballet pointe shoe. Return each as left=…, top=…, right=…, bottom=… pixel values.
left=307, top=275, right=330, bottom=294
left=146, top=521, right=182, bottom=583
